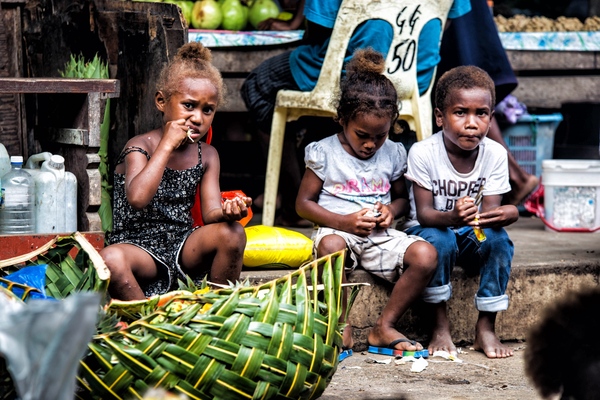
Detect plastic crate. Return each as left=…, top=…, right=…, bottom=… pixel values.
left=501, top=113, right=563, bottom=178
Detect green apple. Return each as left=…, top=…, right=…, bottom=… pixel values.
left=220, top=0, right=248, bottom=31
left=191, top=0, right=223, bottom=29
left=248, top=0, right=279, bottom=29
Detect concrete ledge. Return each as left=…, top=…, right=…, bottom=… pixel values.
left=346, top=265, right=600, bottom=351
left=241, top=218, right=600, bottom=351
left=242, top=264, right=600, bottom=352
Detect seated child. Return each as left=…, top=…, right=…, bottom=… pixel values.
left=101, top=42, right=251, bottom=301
left=296, top=48, right=438, bottom=353
left=399, top=65, right=519, bottom=358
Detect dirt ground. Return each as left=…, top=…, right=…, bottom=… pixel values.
left=319, top=341, right=542, bottom=400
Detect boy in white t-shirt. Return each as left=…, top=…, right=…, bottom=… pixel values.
left=399, top=66, right=519, bottom=358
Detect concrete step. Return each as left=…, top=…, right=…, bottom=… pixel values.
left=241, top=217, right=600, bottom=351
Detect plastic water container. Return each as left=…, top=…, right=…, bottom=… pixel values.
left=0, top=143, right=9, bottom=179
left=0, top=143, right=9, bottom=210
left=24, top=152, right=77, bottom=233
left=0, top=156, right=36, bottom=234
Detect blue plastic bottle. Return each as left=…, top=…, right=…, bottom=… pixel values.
left=0, top=156, right=36, bottom=234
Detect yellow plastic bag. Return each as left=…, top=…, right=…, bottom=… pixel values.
left=243, top=225, right=313, bottom=268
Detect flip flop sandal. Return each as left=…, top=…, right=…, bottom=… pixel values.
left=368, top=338, right=428, bottom=358
left=338, top=347, right=353, bottom=362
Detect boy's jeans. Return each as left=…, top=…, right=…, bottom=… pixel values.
left=405, top=225, right=513, bottom=313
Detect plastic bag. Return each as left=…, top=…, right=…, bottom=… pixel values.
left=0, top=292, right=100, bottom=400
left=496, top=94, right=528, bottom=124
left=0, top=264, right=49, bottom=300
left=243, top=225, right=313, bottom=268
left=192, top=189, right=253, bottom=228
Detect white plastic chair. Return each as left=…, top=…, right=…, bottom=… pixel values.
left=261, top=0, right=454, bottom=226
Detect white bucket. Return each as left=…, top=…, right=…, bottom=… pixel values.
left=24, top=152, right=77, bottom=233
left=542, top=159, right=600, bottom=232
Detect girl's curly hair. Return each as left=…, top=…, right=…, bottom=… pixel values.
left=156, top=42, right=226, bottom=106
left=334, top=47, right=399, bottom=132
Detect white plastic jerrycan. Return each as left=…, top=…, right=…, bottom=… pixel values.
left=0, top=142, right=10, bottom=178
left=24, top=152, right=77, bottom=233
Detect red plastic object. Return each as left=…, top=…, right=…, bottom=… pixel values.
left=192, top=189, right=253, bottom=228
left=524, top=180, right=600, bottom=233
left=0, top=232, right=105, bottom=260
left=190, top=127, right=252, bottom=227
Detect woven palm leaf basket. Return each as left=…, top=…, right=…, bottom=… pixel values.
left=0, top=232, right=110, bottom=300
left=0, top=232, right=111, bottom=398
left=76, top=250, right=351, bottom=400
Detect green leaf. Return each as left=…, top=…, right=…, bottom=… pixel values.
left=104, top=337, right=157, bottom=377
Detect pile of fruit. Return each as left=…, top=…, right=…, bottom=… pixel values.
left=148, top=0, right=292, bottom=31
left=494, top=14, right=600, bottom=32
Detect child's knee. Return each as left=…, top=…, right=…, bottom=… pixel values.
left=100, top=246, right=128, bottom=275
left=317, top=234, right=346, bottom=258
left=219, top=222, right=247, bottom=249
left=406, top=241, right=437, bottom=272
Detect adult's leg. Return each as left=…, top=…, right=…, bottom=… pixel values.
left=487, top=118, right=539, bottom=205
left=180, top=222, right=246, bottom=285
left=406, top=225, right=458, bottom=355
left=100, top=243, right=158, bottom=301
left=241, top=52, right=308, bottom=226
left=367, top=240, right=437, bottom=352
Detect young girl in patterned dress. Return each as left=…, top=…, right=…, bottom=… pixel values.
left=101, top=42, right=251, bottom=301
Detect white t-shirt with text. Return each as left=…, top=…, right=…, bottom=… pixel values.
left=400, top=132, right=510, bottom=230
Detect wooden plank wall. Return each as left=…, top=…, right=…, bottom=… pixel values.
left=0, top=0, right=186, bottom=231
left=0, top=0, right=25, bottom=158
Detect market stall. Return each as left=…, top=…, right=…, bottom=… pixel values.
left=501, top=30, right=600, bottom=108
left=188, top=28, right=600, bottom=112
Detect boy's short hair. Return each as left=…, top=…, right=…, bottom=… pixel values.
left=434, top=65, right=495, bottom=111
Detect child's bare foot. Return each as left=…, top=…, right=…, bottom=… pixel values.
left=368, top=325, right=422, bottom=351
left=473, top=330, right=513, bottom=358
left=428, top=325, right=457, bottom=356
left=427, top=301, right=457, bottom=356
left=342, top=324, right=354, bottom=349
left=474, top=311, right=513, bottom=358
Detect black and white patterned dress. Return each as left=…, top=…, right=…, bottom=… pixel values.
left=108, top=145, right=203, bottom=296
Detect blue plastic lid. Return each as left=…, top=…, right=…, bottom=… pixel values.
left=516, top=113, right=563, bottom=123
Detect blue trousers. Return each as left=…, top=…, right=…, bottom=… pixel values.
left=405, top=225, right=513, bottom=312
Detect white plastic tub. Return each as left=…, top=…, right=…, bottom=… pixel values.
left=542, top=159, right=600, bottom=232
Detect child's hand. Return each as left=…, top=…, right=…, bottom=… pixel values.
left=371, top=202, right=394, bottom=228
left=453, top=196, right=479, bottom=226
left=221, top=196, right=252, bottom=222
left=163, top=119, right=193, bottom=149
left=343, top=209, right=378, bottom=237
left=471, top=205, right=519, bottom=228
